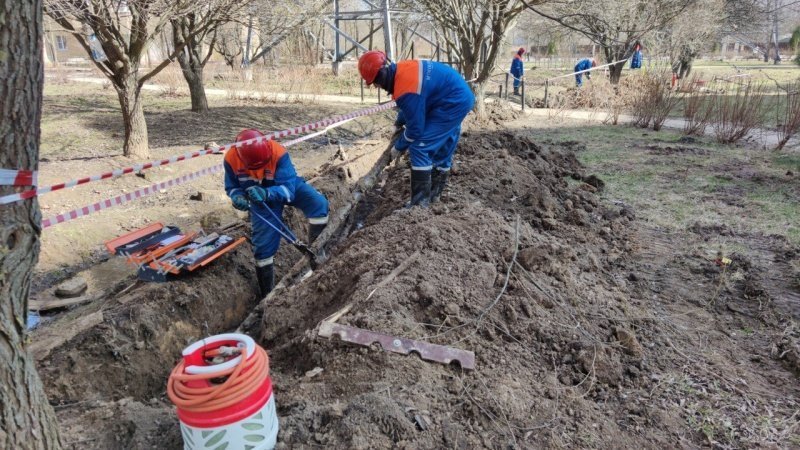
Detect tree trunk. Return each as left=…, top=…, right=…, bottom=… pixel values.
left=0, top=1, right=63, bottom=448
left=116, top=78, right=150, bottom=159
left=609, top=62, right=625, bottom=84
left=472, top=82, right=486, bottom=119
left=178, top=56, right=209, bottom=113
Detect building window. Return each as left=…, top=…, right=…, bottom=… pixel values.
left=56, top=35, right=67, bottom=51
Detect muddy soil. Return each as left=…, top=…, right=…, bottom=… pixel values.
left=39, top=106, right=799, bottom=449
left=258, top=113, right=799, bottom=448
left=34, top=127, right=394, bottom=448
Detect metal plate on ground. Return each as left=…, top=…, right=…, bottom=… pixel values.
left=318, top=322, right=475, bottom=370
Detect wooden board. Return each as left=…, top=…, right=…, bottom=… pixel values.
left=29, top=292, right=104, bottom=312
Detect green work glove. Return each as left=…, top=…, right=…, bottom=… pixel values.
left=231, top=194, right=249, bottom=211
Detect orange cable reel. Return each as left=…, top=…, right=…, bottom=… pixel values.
left=167, top=333, right=279, bottom=449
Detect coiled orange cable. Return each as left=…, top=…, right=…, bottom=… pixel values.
left=167, top=346, right=270, bottom=413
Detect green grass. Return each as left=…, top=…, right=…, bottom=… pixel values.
left=531, top=121, right=800, bottom=245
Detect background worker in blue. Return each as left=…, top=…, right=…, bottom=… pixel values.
left=574, top=57, right=597, bottom=87
left=224, top=129, right=329, bottom=296
left=357, top=50, right=475, bottom=207
left=510, top=47, right=525, bottom=95
left=630, top=43, right=643, bottom=69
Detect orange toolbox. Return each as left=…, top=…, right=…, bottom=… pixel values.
left=104, top=222, right=245, bottom=282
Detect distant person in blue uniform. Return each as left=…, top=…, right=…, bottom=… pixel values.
left=630, top=44, right=643, bottom=69
left=510, top=47, right=525, bottom=95
left=575, top=58, right=597, bottom=87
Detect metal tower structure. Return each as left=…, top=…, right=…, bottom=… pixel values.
left=325, top=0, right=438, bottom=74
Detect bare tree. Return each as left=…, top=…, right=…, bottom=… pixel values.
left=172, top=13, right=223, bottom=113
left=248, top=0, right=332, bottom=65
left=0, top=1, right=63, bottom=448
left=215, top=22, right=246, bottom=67
left=649, top=0, right=725, bottom=79
left=525, top=0, right=695, bottom=83
left=44, top=0, right=240, bottom=158
left=415, top=0, right=537, bottom=118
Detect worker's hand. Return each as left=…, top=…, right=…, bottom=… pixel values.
left=390, top=147, right=403, bottom=161
left=246, top=185, right=268, bottom=204
left=231, top=194, right=250, bottom=211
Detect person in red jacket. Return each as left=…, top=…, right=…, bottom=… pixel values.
left=224, top=129, right=328, bottom=296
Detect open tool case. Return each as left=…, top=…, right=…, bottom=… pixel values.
left=105, top=222, right=246, bottom=282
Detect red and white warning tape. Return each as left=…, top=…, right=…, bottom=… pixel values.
left=0, top=168, right=37, bottom=187
left=40, top=111, right=383, bottom=229
left=42, top=165, right=224, bottom=228
left=1, top=101, right=396, bottom=206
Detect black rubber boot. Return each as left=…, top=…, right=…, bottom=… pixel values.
left=430, top=169, right=450, bottom=204
left=513, top=86, right=519, bottom=95
left=409, top=169, right=432, bottom=207
left=308, top=222, right=327, bottom=244
left=256, top=263, right=275, bottom=298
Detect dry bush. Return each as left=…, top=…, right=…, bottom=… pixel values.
left=154, top=65, right=185, bottom=97
left=710, top=81, right=767, bottom=144
left=776, top=80, right=800, bottom=150
left=682, top=74, right=715, bottom=136
left=628, top=70, right=682, bottom=131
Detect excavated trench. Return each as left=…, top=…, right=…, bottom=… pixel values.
left=39, top=107, right=800, bottom=449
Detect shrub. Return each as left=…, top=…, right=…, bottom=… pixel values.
left=776, top=80, right=800, bottom=151
left=711, top=81, right=766, bottom=144
left=682, top=74, right=715, bottom=136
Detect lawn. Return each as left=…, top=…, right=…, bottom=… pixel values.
left=518, top=119, right=800, bottom=245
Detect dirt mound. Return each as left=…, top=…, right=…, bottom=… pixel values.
left=261, top=127, right=654, bottom=448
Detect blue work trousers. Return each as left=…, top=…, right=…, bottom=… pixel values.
left=250, top=180, right=328, bottom=261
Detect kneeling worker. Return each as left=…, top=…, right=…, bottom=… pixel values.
left=224, top=129, right=329, bottom=296
left=357, top=50, right=475, bottom=207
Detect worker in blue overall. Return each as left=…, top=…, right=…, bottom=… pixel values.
left=510, top=47, right=525, bottom=95
left=357, top=50, right=475, bottom=207
left=575, top=57, right=597, bottom=87
left=224, top=129, right=329, bottom=296
left=630, top=43, right=643, bottom=69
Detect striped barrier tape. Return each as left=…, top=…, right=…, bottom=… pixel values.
left=0, top=168, right=37, bottom=187
left=42, top=165, right=224, bottom=228
left=1, top=101, right=396, bottom=206
left=40, top=112, right=376, bottom=229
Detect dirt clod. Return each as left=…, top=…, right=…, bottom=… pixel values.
left=55, top=276, right=87, bottom=298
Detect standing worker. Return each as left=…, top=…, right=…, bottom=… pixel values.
left=630, top=43, right=643, bottom=69
left=224, top=129, right=329, bottom=297
left=357, top=50, right=475, bottom=207
left=574, top=57, right=597, bottom=87
left=510, top=47, right=525, bottom=95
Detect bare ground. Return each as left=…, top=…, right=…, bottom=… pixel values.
left=30, top=90, right=799, bottom=448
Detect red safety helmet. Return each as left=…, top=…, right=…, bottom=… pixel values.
left=358, top=50, right=388, bottom=85
left=517, top=47, right=525, bottom=55
left=235, top=129, right=271, bottom=169
left=591, top=59, right=598, bottom=67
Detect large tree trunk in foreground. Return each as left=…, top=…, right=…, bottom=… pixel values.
left=116, top=78, right=150, bottom=159
left=0, top=1, right=63, bottom=448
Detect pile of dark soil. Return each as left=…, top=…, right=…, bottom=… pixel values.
left=261, top=122, right=799, bottom=448
left=261, top=128, right=659, bottom=448
left=38, top=109, right=799, bottom=449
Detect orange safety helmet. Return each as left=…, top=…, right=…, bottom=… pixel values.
left=235, top=129, right=271, bottom=169
left=358, top=50, right=388, bottom=85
